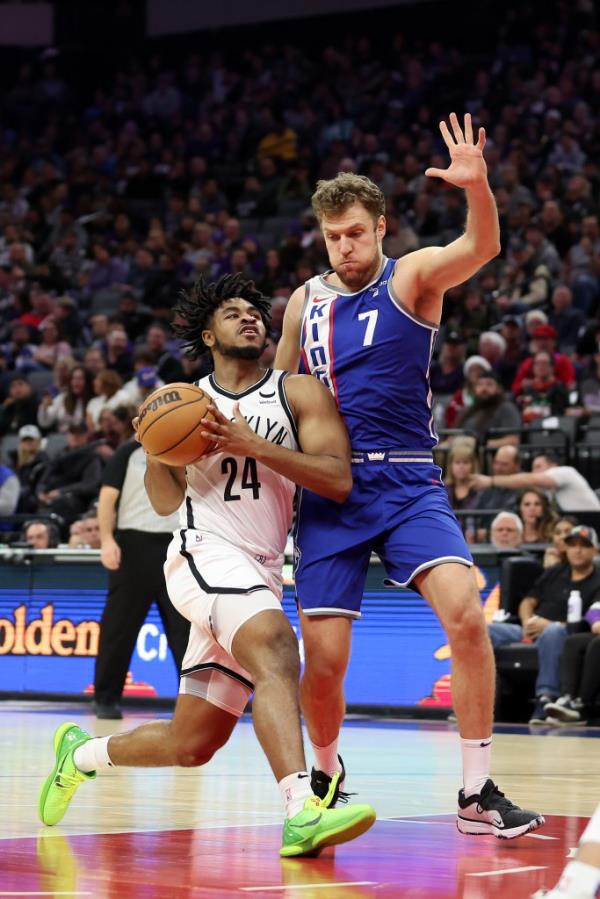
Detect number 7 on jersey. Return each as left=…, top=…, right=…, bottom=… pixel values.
left=358, top=310, right=378, bottom=346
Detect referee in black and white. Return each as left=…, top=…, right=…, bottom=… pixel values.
left=95, top=437, right=190, bottom=719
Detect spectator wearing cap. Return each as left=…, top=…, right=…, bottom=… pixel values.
left=511, top=324, right=576, bottom=396
left=35, top=422, right=104, bottom=532
left=0, top=374, right=39, bottom=436
left=9, top=424, right=48, bottom=513
left=457, top=371, right=522, bottom=447
left=445, top=354, right=491, bottom=428
left=430, top=331, right=465, bottom=394
left=524, top=309, right=549, bottom=340
left=38, top=364, right=94, bottom=433
left=488, top=524, right=600, bottom=724
left=123, top=365, right=162, bottom=407
left=548, top=285, right=586, bottom=352
left=472, top=451, right=600, bottom=513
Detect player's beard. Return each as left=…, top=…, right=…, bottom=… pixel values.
left=333, top=250, right=382, bottom=291
left=213, top=336, right=267, bottom=360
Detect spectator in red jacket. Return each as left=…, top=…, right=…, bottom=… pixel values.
left=511, top=324, right=576, bottom=396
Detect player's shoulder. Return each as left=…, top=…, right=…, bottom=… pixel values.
left=284, top=373, right=333, bottom=403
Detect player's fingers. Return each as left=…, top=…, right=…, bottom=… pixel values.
left=200, top=417, right=220, bottom=433
left=476, top=126, right=486, bottom=150
left=206, top=403, right=227, bottom=423
left=232, top=401, right=244, bottom=421
left=449, top=112, right=464, bottom=143
left=464, top=112, right=473, bottom=143
left=425, top=167, right=448, bottom=180
left=439, top=120, right=454, bottom=148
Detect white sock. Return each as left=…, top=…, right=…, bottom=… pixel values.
left=461, top=736, right=492, bottom=797
left=73, top=736, right=114, bottom=774
left=278, top=771, right=313, bottom=818
left=554, top=860, right=600, bottom=896
left=311, top=737, right=343, bottom=777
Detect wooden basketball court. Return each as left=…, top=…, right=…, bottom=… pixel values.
left=2, top=702, right=597, bottom=897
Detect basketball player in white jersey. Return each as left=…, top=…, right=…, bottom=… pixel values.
left=38, top=273, right=376, bottom=857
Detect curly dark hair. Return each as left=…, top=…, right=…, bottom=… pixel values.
left=172, top=273, right=272, bottom=359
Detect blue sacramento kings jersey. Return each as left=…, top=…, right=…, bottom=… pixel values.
left=299, top=257, right=439, bottom=450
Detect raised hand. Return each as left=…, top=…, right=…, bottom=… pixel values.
left=425, top=112, right=487, bottom=189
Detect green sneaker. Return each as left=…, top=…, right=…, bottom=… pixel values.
left=280, top=774, right=375, bottom=858
left=38, top=722, right=96, bottom=826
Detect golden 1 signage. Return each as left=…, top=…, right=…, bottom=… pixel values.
left=0, top=604, right=99, bottom=656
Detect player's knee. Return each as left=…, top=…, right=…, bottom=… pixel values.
left=174, top=735, right=223, bottom=768
left=248, top=623, right=300, bottom=684
left=303, top=648, right=347, bottom=686
left=445, top=597, right=487, bottom=647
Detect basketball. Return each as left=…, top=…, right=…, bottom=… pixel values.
left=137, top=383, right=214, bottom=466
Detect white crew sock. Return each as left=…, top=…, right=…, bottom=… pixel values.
left=461, top=736, right=492, bottom=797
left=73, top=736, right=114, bottom=773
left=311, top=737, right=343, bottom=777
left=553, top=860, right=600, bottom=896
left=278, top=771, right=313, bottom=819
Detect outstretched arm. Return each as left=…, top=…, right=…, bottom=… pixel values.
left=470, top=470, right=557, bottom=492
left=200, top=377, right=352, bottom=502
left=393, top=113, right=500, bottom=324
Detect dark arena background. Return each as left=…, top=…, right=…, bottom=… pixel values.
left=1, top=0, right=599, bottom=895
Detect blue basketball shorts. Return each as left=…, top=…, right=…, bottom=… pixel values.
left=294, top=453, right=473, bottom=618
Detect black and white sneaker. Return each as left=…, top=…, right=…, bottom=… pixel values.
left=457, top=779, right=545, bottom=839
left=529, top=695, right=554, bottom=725
left=544, top=695, right=586, bottom=724
left=310, top=755, right=353, bottom=808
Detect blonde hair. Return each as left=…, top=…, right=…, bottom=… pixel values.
left=312, top=173, right=385, bottom=224
left=445, top=443, right=479, bottom=485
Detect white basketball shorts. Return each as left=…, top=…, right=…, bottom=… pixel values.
left=164, top=530, right=283, bottom=717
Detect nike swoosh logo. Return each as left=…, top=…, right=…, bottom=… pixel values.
left=259, top=390, right=276, bottom=398
left=294, top=814, right=322, bottom=827
left=480, top=741, right=492, bottom=747
left=297, top=774, right=309, bottom=779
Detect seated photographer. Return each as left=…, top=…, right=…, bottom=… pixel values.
left=489, top=525, right=600, bottom=725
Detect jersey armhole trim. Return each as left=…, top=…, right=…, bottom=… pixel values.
left=277, top=372, right=300, bottom=445
left=388, top=262, right=439, bottom=331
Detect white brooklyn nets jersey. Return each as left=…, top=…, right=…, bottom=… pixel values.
left=179, top=369, right=298, bottom=562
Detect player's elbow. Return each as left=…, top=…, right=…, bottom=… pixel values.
left=329, top=469, right=353, bottom=503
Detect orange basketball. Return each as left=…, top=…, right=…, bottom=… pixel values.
left=137, top=383, right=214, bottom=466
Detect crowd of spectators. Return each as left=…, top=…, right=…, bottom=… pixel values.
left=0, top=1, right=598, bottom=546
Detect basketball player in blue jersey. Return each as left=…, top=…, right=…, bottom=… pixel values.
left=275, top=113, right=544, bottom=838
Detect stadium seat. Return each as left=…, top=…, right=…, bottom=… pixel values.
left=493, top=554, right=543, bottom=721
